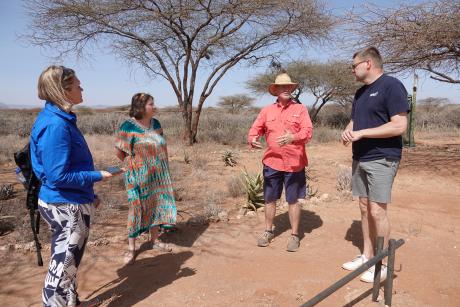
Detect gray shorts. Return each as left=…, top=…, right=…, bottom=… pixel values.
left=352, top=158, right=400, bottom=204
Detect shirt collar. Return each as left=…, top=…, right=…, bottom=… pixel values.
left=45, top=101, right=77, bottom=122
left=276, top=99, right=294, bottom=109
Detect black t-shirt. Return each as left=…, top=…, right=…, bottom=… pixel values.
left=351, top=74, right=410, bottom=161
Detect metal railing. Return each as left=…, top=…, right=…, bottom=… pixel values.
left=302, top=237, right=405, bottom=307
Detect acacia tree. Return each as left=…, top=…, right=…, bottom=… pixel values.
left=217, top=94, right=254, bottom=114
left=247, top=61, right=359, bottom=121
left=25, top=0, right=333, bottom=144
left=350, top=0, right=460, bottom=84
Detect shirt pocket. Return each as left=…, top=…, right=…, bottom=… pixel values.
left=265, top=116, right=277, bottom=132
left=286, top=115, right=301, bottom=133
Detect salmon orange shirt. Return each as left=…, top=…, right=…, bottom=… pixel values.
left=248, top=100, right=313, bottom=172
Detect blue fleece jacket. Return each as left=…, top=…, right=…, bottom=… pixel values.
left=30, top=101, right=102, bottom=204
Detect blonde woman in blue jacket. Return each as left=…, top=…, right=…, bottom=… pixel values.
left=30, top=65, right=119, bottom=307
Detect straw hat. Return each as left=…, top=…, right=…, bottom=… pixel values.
left=268, top=73, right=298, bottom=96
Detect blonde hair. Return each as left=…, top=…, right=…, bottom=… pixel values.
left=37, top=65, right=76, bottom=112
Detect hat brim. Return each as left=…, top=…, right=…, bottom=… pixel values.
left=268, top=83, right=298, bottom=96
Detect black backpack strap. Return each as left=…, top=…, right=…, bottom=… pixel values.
left=26, top=164, right=43, bottom=266
left=29, top=206, right=43, bottom=266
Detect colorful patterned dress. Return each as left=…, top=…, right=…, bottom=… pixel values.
left=115, top=118, right=176, bottom=238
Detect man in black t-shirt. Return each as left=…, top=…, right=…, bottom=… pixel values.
left=340, top=47, right=410, bottom=283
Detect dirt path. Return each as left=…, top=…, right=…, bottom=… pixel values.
left=1, top=142, right=459, bottom=306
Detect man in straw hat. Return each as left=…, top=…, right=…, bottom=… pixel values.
left=248, top=73, right=313, bottom=252
left=341, top=47, right=409, bottom=282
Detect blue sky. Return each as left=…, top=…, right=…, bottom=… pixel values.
left=1, top=0, right=459, bottom=108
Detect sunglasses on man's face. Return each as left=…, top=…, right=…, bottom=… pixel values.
left=350, top=60, right=368, bottom=70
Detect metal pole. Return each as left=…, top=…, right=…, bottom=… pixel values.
left=384, top=239, right=397, bottom=306
left=372, top=236, right=384, bottom=301
left=302, top=239, right=405, bottom=307
left=408, top=72, right=418, bottom=147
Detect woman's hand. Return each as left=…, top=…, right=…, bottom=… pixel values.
left=100, top=170, right=113, bottom=181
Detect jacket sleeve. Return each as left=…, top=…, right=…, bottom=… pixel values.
left=40, top=125, right=102, bottom=188
left=292, top=107, right=313, bottom=144
left=247, top=109, right=266, bottom=146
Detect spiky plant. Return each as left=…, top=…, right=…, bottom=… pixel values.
left=222, top=150, right=238, bottom=167
left=242, top=170, right=264, bottom=211
left=0, top=184, right=14, bottom=200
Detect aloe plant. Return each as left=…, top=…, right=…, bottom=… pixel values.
left=242, top=169, right=264, bottom=211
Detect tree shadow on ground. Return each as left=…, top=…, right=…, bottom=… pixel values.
left=344, top=220, right=363, bottom=254
left=273, top=209, right=323, bottom=240
left=86, top=251, right=195, bottom=306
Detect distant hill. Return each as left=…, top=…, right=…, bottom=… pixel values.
left=0, top=103, right=42, bottom=109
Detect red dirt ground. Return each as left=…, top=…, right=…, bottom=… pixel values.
left=1, top=139, right=459, bottom=306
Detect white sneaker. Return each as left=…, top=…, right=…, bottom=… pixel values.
left=342, top=255, right=368, bottom=271
left=360, top=264, right=387, bottom=283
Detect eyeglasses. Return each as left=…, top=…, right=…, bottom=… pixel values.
left=351, top=60, right=368, bottom=70
left=60, top=66, right=74, bottom=78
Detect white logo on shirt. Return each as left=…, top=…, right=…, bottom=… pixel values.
left=370, top=91, right=379, bottom=97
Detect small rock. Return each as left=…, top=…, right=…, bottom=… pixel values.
left=246, top=211, right=256, bottom=216
left=237, top=208, right=247, bottom=216
left=218, top=210, right=229, bottom=222
left=90, top=238, right=110, bottom=247
left=0, top=243, right=14, bottom=251
left=208, top=216, right=220, bottom=223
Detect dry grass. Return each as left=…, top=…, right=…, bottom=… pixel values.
left=0, top=135, right=28, bottom=164
left=227, top=175, right=246, bottom=198
left=336, top=165, right=352, bottom=192
left=1, top=103, right=458, bottom=244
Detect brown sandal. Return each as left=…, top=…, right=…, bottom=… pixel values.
left=123, top=249, right=136, bottom=265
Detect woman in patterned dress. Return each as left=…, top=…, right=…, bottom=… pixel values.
left=115, top=93, right=177, bottom=264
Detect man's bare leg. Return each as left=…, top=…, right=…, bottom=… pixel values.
left=264, top=202, right=276, bottom=231
left=288, top=202, right=301, bottom=235
left=359, top=197, right=374, bottom=259
left=369, top=201, right=390, bottom=250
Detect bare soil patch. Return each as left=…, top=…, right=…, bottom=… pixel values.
left=1, top=139, right=459, bottom=306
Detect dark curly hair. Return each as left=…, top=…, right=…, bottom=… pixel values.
left=129, top=93, right=154, bottom=119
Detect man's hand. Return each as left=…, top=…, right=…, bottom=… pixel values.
left=251, top=136, right=263, bottom=149
left=341, top=129, right=352, bottom=146
left=276, top=130, right=294, bottom=146
left=341, top=129, right=364, bottom=146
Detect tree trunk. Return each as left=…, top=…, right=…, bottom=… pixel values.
left=181, top=100, right=194, bottom=145
left=191, top=95, right=206, bottom=143
left=311, top=97, right=330, bottom=122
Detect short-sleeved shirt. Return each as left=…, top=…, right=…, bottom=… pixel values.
left=351, top=74, right=410, bottom=161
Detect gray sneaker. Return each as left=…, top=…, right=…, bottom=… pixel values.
left=286, top=235, right=300, bottom=252
left=257, top=231, right=274, bottom=247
